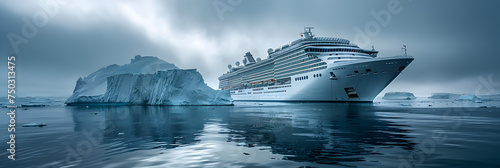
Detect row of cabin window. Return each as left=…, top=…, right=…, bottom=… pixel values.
left=276, top=61, right=323, bottom=77
left=295, top=76, right=308, bottom=81
left=354, top=69, right=372, bottom=73
left=307, top=55, right=318, bottom=59
left=275, top=65, right=327, bottom=80
left=305, top=48, right=367, bottom=53
left=313, top=73, right=322, bottom=78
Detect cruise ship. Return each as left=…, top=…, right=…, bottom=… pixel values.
left=218, top=27, right=413, bottom=102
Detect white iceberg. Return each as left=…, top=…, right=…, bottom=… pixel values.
left=457, top=95, right=483, bottom=103
left=66, top=55, right=232, bottom=106
left=66, top=55, right=178, bottom=102
left=458, top=95, right=478, bottom=101
left=0, top=97, right=66, bottom=107
left=477, top=94, right=500, bottom=101
left=382, top=92, right=416, bottom=100
left=102, top=69, right=232, bottom=105
left=428, top=93, right=461, bottom=99
left=22, top=123, right=47, bottom=127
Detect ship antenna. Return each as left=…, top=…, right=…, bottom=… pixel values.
left=402, top=45, right=407, bottom=56
left=304, top=27, right=314, bottom=32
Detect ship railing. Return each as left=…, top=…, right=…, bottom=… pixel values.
left=268, top=37, right=356, bottom=57
left=394, top=55, right=413, bottom=57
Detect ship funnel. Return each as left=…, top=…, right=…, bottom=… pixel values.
left=243, top=52, right=256, bottom=66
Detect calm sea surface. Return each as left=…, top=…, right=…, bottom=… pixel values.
left=1, top=102, right=500, bottom=168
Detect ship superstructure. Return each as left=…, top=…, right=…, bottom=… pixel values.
left=218, top=27, right=413, bottom=102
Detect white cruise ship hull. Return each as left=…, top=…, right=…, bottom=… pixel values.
left=230, top=56, right=413, bottom=102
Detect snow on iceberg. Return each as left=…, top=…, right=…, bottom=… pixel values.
left=66, top=55, right=232, bottom=105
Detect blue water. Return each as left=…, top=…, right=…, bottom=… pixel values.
left=1, top=102, right=500, bottom=168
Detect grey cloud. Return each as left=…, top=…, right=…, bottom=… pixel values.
left=1, top=0, right=499, bottom=97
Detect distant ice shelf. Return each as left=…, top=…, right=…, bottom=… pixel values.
left=428, top=93, right=461, bottom=99
left=65, top=55, right=232, bottom=106
left=382, top=92, right=416, bottom=100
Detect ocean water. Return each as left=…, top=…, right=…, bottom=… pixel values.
left=1, top=101, right=500, bottom=168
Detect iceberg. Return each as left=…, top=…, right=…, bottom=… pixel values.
left=66, top=55, right=179, bottom=103
left=457, top=95, right=482, bottom=102
left=382, top=92, right=416, bottom=100
left=458, top=95, right=477, bottom=101
left=477, top=94, right=500, bottom=101
left=66, top=55, right=232, bottom=106
left=102, top=69, right=232, bottom=105
left=1, top=97, right=66, bottom=107
left=429, top=93, right=461, bottom=99
left=22, top=123, right=47, bottom=127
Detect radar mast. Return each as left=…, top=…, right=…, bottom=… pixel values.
left=402, top=45, right=407, bottom=56
left=302, top=27, right=314, bottom=39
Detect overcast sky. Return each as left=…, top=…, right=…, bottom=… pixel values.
left=1, top=0, right=499, bottom=97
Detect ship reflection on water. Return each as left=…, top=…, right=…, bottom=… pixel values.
left=67, top=103, right=416, bottom=167
left=221, top=103, right=415, bottom=165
